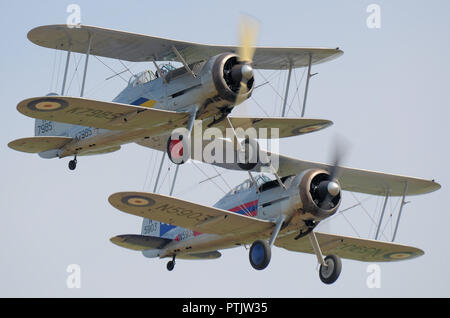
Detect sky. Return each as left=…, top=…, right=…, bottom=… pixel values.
left=1, top=0, right=449, bottom=297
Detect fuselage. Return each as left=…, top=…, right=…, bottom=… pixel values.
left=142, top=171, right=341, bottom=259
left=55, top=53, right=252, bottom=158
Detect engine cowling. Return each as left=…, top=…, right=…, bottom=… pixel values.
left=297, top=169, right=342, bottom=220
left=210, top=53, right=254, bottom=102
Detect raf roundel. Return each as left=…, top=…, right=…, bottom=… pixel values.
left=383, top=251, right=416, bottom=261
left=293, top=124, right=327, bottom=135
left=121, top=195, right=155, bottom=207
left=27, top=98, right=69, bottom=112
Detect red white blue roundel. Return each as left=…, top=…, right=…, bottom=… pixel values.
left=121, top=195, right=155, bottom=207
left=27, top=98, right=69, bottom=112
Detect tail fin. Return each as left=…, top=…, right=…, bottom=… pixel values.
left=34, top=119, right=74, bottom=137
left=141, top=219, right=178, bottom=239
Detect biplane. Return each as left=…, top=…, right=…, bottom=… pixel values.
left=8, top=22, right=440, bottom=284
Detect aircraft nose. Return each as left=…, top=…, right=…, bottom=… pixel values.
left=327, top=181, right=341, bottom=197
left=241, top=64, right=253, bottom=81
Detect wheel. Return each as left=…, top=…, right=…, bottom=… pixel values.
left=249, top=240, right=271, bottom=270
left=166, top=135, right=189, bottom=165
left=166, top=260, right=175, bottom=271
left=237, top=138, right=259, bottom=171
left=68, top=160, right=77, bottom=170
left=319, top=254, right=342, bottom=284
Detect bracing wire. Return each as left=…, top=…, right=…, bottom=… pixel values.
left=49, top=45, right=58, bottom=92
left=142, top=151, right=156, bottom=191
left=67, top=54, right=82, bottom=95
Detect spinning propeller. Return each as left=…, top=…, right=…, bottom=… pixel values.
left=314, top=138, right=349, bottom=210
left=233, top=15, right=259, bottom=107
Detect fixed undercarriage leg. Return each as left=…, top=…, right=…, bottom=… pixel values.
left=249, top=215, right=285, bottom=271
left=308, top=231, right=342, bottom=284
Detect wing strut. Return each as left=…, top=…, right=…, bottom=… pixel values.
left=280, top=53, right=317, bottom=118
left=153, top=152, right=166, bottom=192
left=301, top=53, right=316, bottom=117
left=280, top=60, right=293, bottom=117
left=374, top=190, right=390, bottom=240
left=80, top=34, right=93, bottom=97
left=392, top=182, right=410, bottom=242
left=61, top=45, right=72, bottom=95
left=171, top=46, right=196, bottom=78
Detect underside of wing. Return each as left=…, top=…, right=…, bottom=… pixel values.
left=177, top=251, right=222, bottom=260
left=28, top=25, right=343, bottom=69
left=81, top=145, right=121, bottom=156
left=17, top=96, right=190, bottom=132
left=110, top=234, right=171, bottom=251
left=8, top=136, right=73, bottom=153
left=275, top=231, right=424, bottom=262
left=136, top=135, right=440, bottom=197
left=274, top=154, right=441, bottom=196
left=214, top=117, right=333, bottom=138
left=109, top=192, right=274, bottom=236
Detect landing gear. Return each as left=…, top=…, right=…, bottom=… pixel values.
left=68, top=157, right=77, bottom=170
left=308, top=231, right=342, bottom=284
left=249, top=240, right=271, bottom=270
left=248, top=216, right=285, bottom=271
left=319, top=254, right=342, bottom=285
left=166, top=255, right=176, bottom=271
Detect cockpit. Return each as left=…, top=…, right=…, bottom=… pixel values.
left=128, top=64, right=177, bottom=87
left=226, top=174, right=273, bottom=196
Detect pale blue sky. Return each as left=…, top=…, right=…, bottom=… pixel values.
left=1, top=0, right=449, bottom=297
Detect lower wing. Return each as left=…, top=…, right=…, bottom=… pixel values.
left=110, top=234, right=171, bottom=251
left=275, top=231, right=423, bottom=262
left=8, top=136, right=73, bottom=153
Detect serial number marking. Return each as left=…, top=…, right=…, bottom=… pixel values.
left=65, top=107, right=123, bottom=120
left=73, top=128, right=93, bottom=142
left=36, top=121, right=53, bottom=134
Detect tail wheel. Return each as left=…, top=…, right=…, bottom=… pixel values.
left=319, top=254, right=342, bottom=284
left=249, top=240, right=271, bottom=270
left=68, top=159, right=77, bottom=170
left=167, top=260, right=175, bottom=271
left=166, top=135, right=187, bottom=165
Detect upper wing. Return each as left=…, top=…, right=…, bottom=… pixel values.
left=274, top=154, right=441, bottom=196
left=17, top=96, right=190, bottom=131
left=8, top=136, right=73, bottom=153
left=135, top=136, right=440, bottom=196
left=108, top=192, right=274, bottom=236
left=28, top=24, right=343, bottom=69
left=275, top=231, right=424, bottom=262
